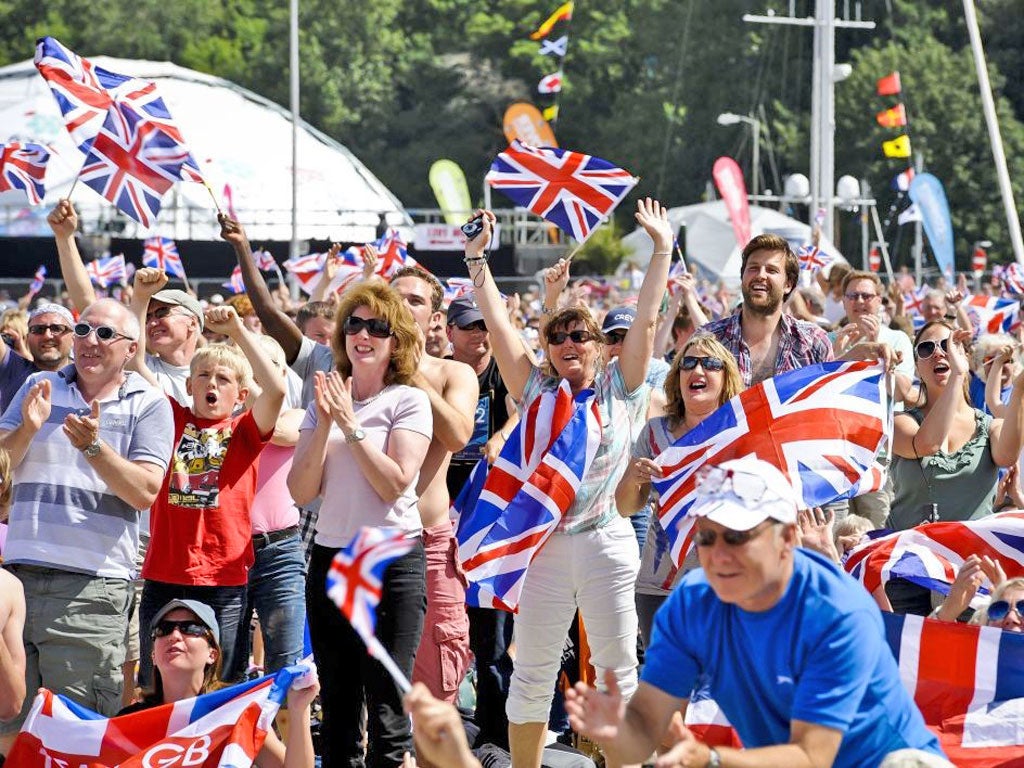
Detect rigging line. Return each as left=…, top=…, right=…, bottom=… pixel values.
left=654, top=0, right=696, bottom=200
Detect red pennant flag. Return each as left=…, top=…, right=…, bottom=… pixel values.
left=875, top=103, right=907, bottom=128
left=876, top=71, right=901, bottom=96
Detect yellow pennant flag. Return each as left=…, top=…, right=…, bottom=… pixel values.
left=882, top=134, right=912, bottom=158
left=530, top=1, right=574, bottom=40
left=542, top=105, right=559, bottom=122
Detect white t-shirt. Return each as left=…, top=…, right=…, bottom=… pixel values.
left=147, top=354, right=191, bottom=406
left=300, top=384, right=432, bottom=548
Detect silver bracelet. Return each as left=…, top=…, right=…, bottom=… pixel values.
left=541, top=306, right=558, bottom=316
left=652, top=250, right=672, bottom=256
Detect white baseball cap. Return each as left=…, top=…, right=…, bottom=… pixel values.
left=688, top=455, right=799, bottom=531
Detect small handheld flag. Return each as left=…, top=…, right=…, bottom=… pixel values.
left=143, top=236, right=185, bottom=278
left=0, top=142, right=50, bottom=205
left=85, top=254, right=127, bottom=288
left=223, top=265, right=246, bottom=294
left=28, top=265, right=47, bottom=297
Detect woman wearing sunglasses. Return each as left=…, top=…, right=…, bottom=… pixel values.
left=887, top=320, right=1024, bottom=615
left=973, top=578, right=1024, bottom=632
left=121, top=599, right=317, bottom=768
left=461, top=199, right=673, bottom=766
left=288, top=281, right=432, bottom=768
left=615, top=336, right=742, bottom=644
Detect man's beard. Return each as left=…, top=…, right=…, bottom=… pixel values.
left=741, top=284, right=783, bottom=316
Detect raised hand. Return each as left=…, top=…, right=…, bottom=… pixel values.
left=47, top=199, right=78, bottom=239
left=543, top=258, right=571, bottom=302
left=403, top=683, right=479, bottom=768
left=133, top=267, right=169, bottom=300
left=362, top=243, right=379, bottom=280
left=324, top=243, right=343, bottom=281
left=204, top=305, right=245, bottom=338
left=947, top=329, right=973, bottom=377
left=634, top=197, right=673, bottom=253
left=218, top=213, right=248, bottom=247
left=21, top=379, right=52, bottom=433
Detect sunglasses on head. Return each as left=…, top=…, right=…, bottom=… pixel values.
left=343, top=315, right=392, bottom=338
left=915, top=337, right=950, bottom=360
left=28, top=323, right=70, bottom=336
left=152, top=619, right=211, bottom=639
left=547, top=330, right=596, bottom=345
left=456, top=320, right=487, bottom=332
left=987, top=599, right=1024, bottom=622
left=681, top=355, right=726, bottom=372
left=73, top=322, right=133, bottom=343
left=605, top=330, right=627, bottom=344
left=693, top=519, right=775, bottom=548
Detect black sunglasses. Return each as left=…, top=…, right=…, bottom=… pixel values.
left=681, top=355, right=726, bottom=372
left=152, top=619, right=211, bottom=639
left=73, top=322, right=134, bottom=343
left=987, top=599, right=1024, bottom=622
left=455, top=320, right=487, bottom=332
left=605, top=330, right=627, bottom=344
left=343, top=315, right=392, bottom=339
left=146, top=306, right=187, bottom=322
left=693, top=519, right=776, bottom=548
left=915, top=337, right=950, bottom=360
left=29, top=323, right=70, bottom=336
left=547, top=330, right=596, bottom=345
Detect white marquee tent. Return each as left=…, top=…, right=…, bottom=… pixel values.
left=0, top=56, right=411, bottom=242
left=621, top=200, right=847, bottom=286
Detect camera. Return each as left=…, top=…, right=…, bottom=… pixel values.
left=460, top=218, right=485, bottom=241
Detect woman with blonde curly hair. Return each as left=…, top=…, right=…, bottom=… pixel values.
left=288, top=281, right=432, bottom=768
left=615, top=335, right=742, bottom=642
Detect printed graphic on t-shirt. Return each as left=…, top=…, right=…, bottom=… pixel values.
left=168, top=421, right=233, bottom=508
left=454, top=392, right=491, bottom=462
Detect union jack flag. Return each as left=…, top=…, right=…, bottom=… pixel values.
left=456, top=380, right=603, bottom=612
left=652, top=360, right=890, bottom=566
left=28, top=265, right=47, bottom=297
left=444, top=277, right=476, bottom=305
left=0, top=142, right=50, bottom=205
left=79, top=101, right=188, bottom=228
left=143, top=236, right=185, bottom=278
left=666, top=260, right=688, bottom=295
left=373, top=229, right=421, bottom=278
left=326, top=527, right=416, bottom=645
left=7, top=665, right=306, bottom=768
left=999, top=263, right=1024, bottom=297
left=486, top=140, right=638, bottom=244
left=223, top=266, right=246, bottom=294
left=113, top=79, right=204, bottom=183
left=884, top=613, right=1024, bottom=766
left=33, top=37, right=130, bottom=152
left=903, top=286, right=928, bottom=316
left=797, top=244, right=834, bottom=273
left=449, top=458, right=488, bottom=525
left=844, top=512, right=1024, bottom=598
left=963, top=294, right=1021, bottom=337
left=252, top=248, right=277, bottom=272
left=85, top=254, right=127, bottom=288
left=283, top=252, right=328, bottom=295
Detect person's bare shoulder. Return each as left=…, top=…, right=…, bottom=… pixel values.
left=0, top=569, right=24, bottom=623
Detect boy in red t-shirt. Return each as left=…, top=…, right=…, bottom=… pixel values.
left=128, top=268, right=285, bottom=687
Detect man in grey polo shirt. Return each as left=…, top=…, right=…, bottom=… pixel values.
left=0, top=299, right=173, bottom=754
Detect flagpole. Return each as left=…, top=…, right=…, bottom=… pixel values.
left=365, top=635, right=412, bottom=694
left=200, top=180, right=223, bottom=215
left=181, top=273, right=193, bottom=295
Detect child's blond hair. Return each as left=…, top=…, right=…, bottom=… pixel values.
left=0, top=446, right=12, bottom=517
left=189, top=343, right=253, bottom=390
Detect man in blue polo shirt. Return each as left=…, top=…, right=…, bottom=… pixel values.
left=565, top=456, right=950, bottom=768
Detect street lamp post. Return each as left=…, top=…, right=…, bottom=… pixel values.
left=717, top=112, right=760, bottom=197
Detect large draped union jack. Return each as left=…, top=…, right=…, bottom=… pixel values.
left=0, top=142, right=49, bottom=205
left=7, top=665, right=307, bottom=768
left=486, top=140, right=638, bottom=244
left=326, top=527, right=416, bottom=645
left=80, top=101, right=188, bottom=228
left=844, top=512, right=1024, bottom=598
left=456, top=380, right=603, bottom=612
left=85, top=254, right=127, bottom=288
left=143, top=236, right=185, bottom=278
left=652, top=360, right=890, bottom=566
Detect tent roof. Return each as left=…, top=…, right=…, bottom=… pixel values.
left=0, top=56, right=411, bottom=241
left=622, top=200, right=845, bottom=286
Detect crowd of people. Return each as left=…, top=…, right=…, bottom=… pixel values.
left=0, top=196, right=1020, bottom=768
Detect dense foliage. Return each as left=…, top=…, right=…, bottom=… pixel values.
left=1, top=0, right=1021, bottom=269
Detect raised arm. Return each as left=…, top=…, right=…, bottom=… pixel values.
left=127, top=268, right=167, bottom=389
left=619, top=199, right=674, bottom=392
left=219, top=215, right=303, bottom=364
left=310, top=243, right=343, bottom=304
left=206, top=306, right=286, bottom=435
left=985, top=347, right=1013, bottom=418
left=989, top=365, right=1024, bottom=467
left=538, top=258, right=571, bottom=337
left=48, top=200, right=96, bottom=312
left=464, top=211, right=535, bottom=401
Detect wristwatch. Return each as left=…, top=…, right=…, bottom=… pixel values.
left=706, top=748, right=722, bottom=768
left=82, top=439, right=102, bottom=458
left=344, top=427, right=366, bottom=444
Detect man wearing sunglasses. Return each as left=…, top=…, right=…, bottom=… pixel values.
left=566, top=456, right=949, bottom=768
left=0, top=303, right=75, bottom=416
left=0, top=298, right=174, bottom=753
